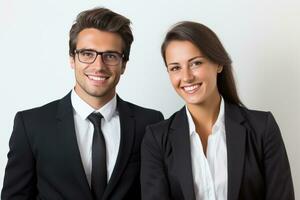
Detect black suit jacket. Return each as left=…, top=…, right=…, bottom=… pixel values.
left=141, top=102, right=294, bottom=200
left=1, top=92, right=163, bottom=200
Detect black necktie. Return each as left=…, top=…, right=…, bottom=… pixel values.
left=88, top=112, right=107, bottom=199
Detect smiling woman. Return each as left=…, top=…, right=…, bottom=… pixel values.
left=140, top=21, right=295, bottom=200
left=165, top=40, right=223, bottom=114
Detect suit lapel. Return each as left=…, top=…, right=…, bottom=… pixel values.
left=56, top=92, right=93, bottom=199
left=169, top=107, right=196, bottom=200
left=103, top=96, right=135, bottom=199
left=169, top=103, right=247, bottom=200
left=225, top=103, right=246, bottom=200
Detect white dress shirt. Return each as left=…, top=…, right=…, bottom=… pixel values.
left=71, top=90, right=120, bottom=186
left=186, top=97, right=228, bottom=200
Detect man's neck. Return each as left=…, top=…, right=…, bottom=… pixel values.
left=74, top=87, right=115, bottom=110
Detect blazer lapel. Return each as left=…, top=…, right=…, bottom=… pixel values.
left=169, top=107, right=196, bottom=200
left=225, top=103, right=246, bottom=200
left=56, top=92, right=93, bottom=199
left=102, top=96, right=135, bottom=199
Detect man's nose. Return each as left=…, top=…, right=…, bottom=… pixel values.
left=92, top=54, right=106, bottom=69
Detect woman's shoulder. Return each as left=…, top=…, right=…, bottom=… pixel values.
left=239, top=106, right=272, bottom=123
left=146, top=107, right=186, bottom=135
left=143, top=108, right=186, bottom=149
left=233, top=104, right=278, bottom=134
left=148, top=109, right=182, bottom=129
left=239, top=105, right=271, bottom=120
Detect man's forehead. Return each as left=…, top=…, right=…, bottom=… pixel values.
left=76, top=28, right=123, bottom=50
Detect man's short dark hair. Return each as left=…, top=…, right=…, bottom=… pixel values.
left=69, top=7, right=133, bottom=62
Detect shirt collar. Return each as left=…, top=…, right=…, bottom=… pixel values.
left=71, top=89, right=117, bottom=121
left=185, top=97, right=225, bottom=136
left=213, top=97, right=225, bottom=132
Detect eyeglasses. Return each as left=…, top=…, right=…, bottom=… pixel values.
left=74, top=49, right=124, bottom=66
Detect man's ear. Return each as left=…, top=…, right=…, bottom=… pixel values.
left=121, top=62, right=127, bottom=74
left=70, top=56, right=75, bottom=69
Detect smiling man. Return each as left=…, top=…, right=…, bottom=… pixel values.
left=1, top=7, right=163, bottom=200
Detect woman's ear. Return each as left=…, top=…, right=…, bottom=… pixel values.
left=217, top=65, right=223, bottom=73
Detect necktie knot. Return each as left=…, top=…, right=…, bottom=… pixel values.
left=88, top=112, right=103, bottom=127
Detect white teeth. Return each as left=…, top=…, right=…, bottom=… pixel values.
left=88, top=75, right=106, bottom=81
left=183, top=84, right=199, bottom=91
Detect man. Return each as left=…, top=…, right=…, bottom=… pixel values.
left=1, top=7, right=163, bottom=200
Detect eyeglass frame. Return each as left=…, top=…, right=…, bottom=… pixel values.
left=74, top=49, right=124, bottom=66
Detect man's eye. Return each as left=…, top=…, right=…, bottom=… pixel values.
left=104, top=53, right=118, bottom=60
left=80, top=51, right=94, bottom=57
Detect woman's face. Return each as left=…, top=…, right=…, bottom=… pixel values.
left=165, top=40, right=222, bottom=106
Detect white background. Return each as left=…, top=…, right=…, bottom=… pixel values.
left=0, top=0, right=299, bottom=198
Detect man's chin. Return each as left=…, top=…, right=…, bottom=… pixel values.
left=87, top=89, right=115, bottom=99
left=88, top=91, right=107, bottom=98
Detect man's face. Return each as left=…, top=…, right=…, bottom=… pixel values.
left=70, top=28, right=125, bottom=107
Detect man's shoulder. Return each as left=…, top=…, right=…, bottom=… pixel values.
left=127, top=101, right=160, bottom=114
left=119, top=99, right=164, bottom=125
left=18, top=94, right=69, bottom=119
left=119, top=98, right=162, bottom=116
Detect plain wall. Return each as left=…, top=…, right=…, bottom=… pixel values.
left=1, top=0, right=299, bottom=198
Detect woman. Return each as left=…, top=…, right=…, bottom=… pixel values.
left=140, top=21, right=294, bottom=200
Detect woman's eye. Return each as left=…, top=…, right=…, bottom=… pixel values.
left=169, top=66, right=180, bottom=72
left=191, top=60, right=202, bottom=66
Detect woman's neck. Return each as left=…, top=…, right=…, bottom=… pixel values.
left=187, top=95, right=221, bottom=129
left=187, top=93, right=221, bottom=155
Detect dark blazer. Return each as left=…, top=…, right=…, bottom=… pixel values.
left=1, top=92, right=163, bottom=200
left=141, top=102, right=294, bottom=200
